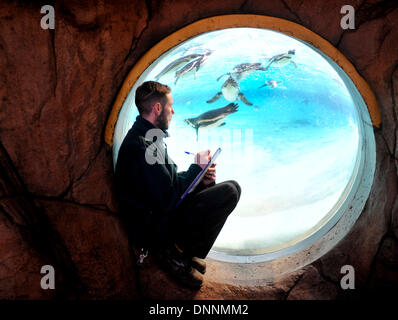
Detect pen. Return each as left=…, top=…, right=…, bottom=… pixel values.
left=184, top=151, right=195, bottom=156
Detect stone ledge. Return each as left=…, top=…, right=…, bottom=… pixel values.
left=136, top=251, right=312, bottom=300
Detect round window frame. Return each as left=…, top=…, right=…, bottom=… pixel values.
left=105, top=15, right=379, bottom=283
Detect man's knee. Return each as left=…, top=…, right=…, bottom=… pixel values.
left=228, top=180, right=241, bottom=200
left=222, top=180, right=241, bottom=204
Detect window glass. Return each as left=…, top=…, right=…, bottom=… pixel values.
left=114, top=28, right=360, bottom=256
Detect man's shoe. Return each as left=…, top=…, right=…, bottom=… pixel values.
left=153, top=246, right=203, bottom=289
left=191, top=257, right=206, bottom=274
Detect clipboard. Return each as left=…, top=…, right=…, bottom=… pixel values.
left=175, top=147, right=221, bottom=208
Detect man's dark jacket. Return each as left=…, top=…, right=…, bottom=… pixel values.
left=114, top=115, right=204, bottom=248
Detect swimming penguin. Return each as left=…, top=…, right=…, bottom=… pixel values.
left=259, top=79, right=281, bottom=89
left=207, top=76, right=253, bottom=106
left=184, top=103, right=238, bottom=141
left=217, top=62, right=268, bottom=82
left=266, top=49, right=297, bottom=69
left=154, top=54, right=203, bottom=81
left=174, top=52, right=211, bottom=85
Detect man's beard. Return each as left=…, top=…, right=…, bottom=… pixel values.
left=155, top=108, right=168, bottom=130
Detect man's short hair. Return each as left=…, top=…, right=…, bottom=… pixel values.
left=135, top=81, right=171, bottom=116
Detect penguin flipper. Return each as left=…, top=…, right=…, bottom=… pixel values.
left=264, top=60, right=273, bottom=70
left=218, top=122, right=226, bottom=127
left=217, top=73, right=228, bottom=82
left=194, top=65, right=200, bottom=79
left=239, top=92, right=253, bottom=106
left=291, top=61, right=297, bottom=68
left=258, top=83, right=268, bottom=89
left=196, top=127, right=199, bottom=141
left=207, top=92, right=222, bottom=103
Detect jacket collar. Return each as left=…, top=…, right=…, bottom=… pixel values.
left=134, top=115, right=169, bottom=139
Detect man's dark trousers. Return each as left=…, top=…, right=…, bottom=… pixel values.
left=162, top=180, right=241, bottom=259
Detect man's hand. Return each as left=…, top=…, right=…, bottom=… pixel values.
left=195, top=149, right=211, bottom=169
left=195, top=150, right=216, bottom=186
left=202, top=163, right=216, bottom=185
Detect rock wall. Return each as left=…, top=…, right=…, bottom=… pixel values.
left=0, top=0, right=397, bottom=299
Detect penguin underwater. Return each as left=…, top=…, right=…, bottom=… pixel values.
left=259, top=79, right=281, bottom=89
left=184, top=103, right=239, bottom=141
left=207, top=76, right=253, bottom=106
left=265, top=49, right=297, bottom=69
left=217, top=62, right=268, bottom=82
left=174, top=51, right=211, bottom=85
left=154, top=54, right=203, bottom=81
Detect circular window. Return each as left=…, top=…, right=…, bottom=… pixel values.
left=107, top=15, right=378, bottom=275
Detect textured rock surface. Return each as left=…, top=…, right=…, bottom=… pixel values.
left=37, top=200, right=137, bottom=299
left=287, top=265, right=339, bottom=300
left=0, top=0, right=397, bottom=299
left=0, top=0, right=148, bottom=200
left=0, top=142, right=82, bottom=299
left=368, top=236, right=398, bottom=294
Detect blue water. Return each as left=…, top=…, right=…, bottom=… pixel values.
left=114, top=28, right=360, bottom=255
